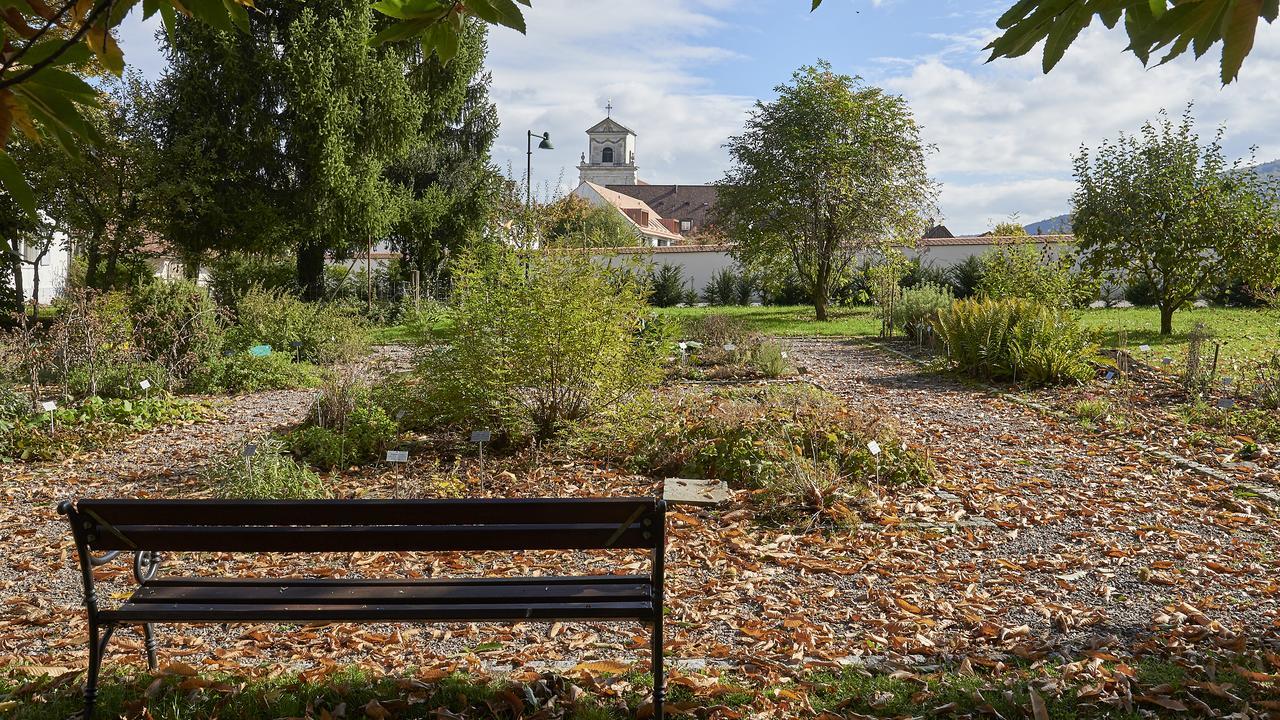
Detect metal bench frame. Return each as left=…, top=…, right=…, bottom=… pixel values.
left=60, top=497, right=666, bottom=720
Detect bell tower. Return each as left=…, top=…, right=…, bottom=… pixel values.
left=578, top=104, right=638, bottom=185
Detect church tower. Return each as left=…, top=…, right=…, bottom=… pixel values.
left=578, top=106, right=639, bottom=186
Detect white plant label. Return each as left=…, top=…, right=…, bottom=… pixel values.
left=780, top=352, right=788, bottom=359
left=723, top=343, right=737, bottom=352
left=386, top=450, right=409, bottom=463
left=867, top=440, right=881, bottom=456
left=139, top=379, right=151, bottom=390
left=41, top=400, right=57, bottom=412
left=1139, top=345, right=1151, bottom=352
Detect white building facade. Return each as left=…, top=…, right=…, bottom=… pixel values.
left=577, top=117, right=639, bottom=186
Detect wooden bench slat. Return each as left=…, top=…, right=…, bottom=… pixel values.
left=77, top=498, right=658, bottom=527
left=131, top=582, right=652, bottom=604
left=142, top=575, right=648, bottom=588
left=101, top=601, right=656, bottom=623
left=89, top=524, right=657, bottom=552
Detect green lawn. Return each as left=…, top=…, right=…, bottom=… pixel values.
left=1075, top=306, right=1280, bottom=366
left=656, top=304, right=880, bottom=337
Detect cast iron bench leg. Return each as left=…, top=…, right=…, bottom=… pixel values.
left=143, top=623, right=158, bottom=671
left=652, top=616, right=664, bottom=720
left=85, top=620, right=116, bottom=720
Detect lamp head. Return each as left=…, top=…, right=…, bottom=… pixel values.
left=538, top=133, right=554, bottom=150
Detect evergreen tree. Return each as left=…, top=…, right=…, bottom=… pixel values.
left=384, top=20, right=501, bottom=288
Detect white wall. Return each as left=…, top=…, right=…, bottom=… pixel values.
left=15, top=232, right=69, bottom=304
left=592, top=246, right=739, bottom=295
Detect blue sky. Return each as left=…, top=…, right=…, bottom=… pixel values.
left=118, top=1, right=1280, bottom=234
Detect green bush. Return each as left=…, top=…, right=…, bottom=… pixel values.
left=189, top=351, right=322, bottom=394
left=648, top=264, right=686, bottom=307
left=752, top=341, right=792, bottom=378
left=948, top=256, right=986, bottom=299
left=418, top=244, right=664, bottom=441
left=69, top=360, right=170, bottom=400
left=978, top=242, right=1095, bottom=307
left=932, top=297, right=1095, bottom=385
left=892, top=282, right=954, bottom=337
left=207, top=436, right=327, bottom=499
left=208, top=254, right=297, bottom=309
left=0, top=387, right=28, bottom=420
left=128, top=279, right=224, bottom=384
left=285, top=377, right=399, bottom=469
left=225, top=287, right=368, bottom=365
left=703, top=268, right=739, bottom=305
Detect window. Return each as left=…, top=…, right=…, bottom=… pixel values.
left=601, top=147, right=614, bottom=164
left=680, top=220, right=692, bottom=232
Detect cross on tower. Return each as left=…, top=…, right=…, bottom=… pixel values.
left=605, top=100, right=613, bottom=117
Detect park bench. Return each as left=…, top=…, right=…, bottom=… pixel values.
left=59, top=497, right=667, bottom=720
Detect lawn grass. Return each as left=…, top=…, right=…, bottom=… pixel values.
left=7, top=658, right=1268, bottom=719
left=657, top=304, right=880, bottom=337
left=1075, top=306, right=1280, bottom=366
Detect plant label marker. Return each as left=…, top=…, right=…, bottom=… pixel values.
left=1222, top=377, right=1234, bottom=386
left=1139, top=345, right=1151, bottom=352
left=867, top=440, right=882, bottom=483
left=1162, top=357, right=1173, bottom=366
left=1217, top=397, right=1235, bottom=410
left=470, top=430, right=491, bottom=474
left=723, top=343, right=736, bottom=353
left=249, top=345, right=272, bottom=358
left=386, top=450, right=409, bottom=463
left=241, top=444, right=258, bottom=458
left=42, top=400, right=56, bottom=432
left=1104, top=370, right=1116, bottom=381
left=139, top=379, right=151, bottom=390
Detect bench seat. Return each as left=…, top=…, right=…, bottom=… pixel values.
left=102, top=575, right=657, bottom=623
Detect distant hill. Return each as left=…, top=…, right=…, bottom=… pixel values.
left=1024, top=214, right=1071, bottom=235
left=1021, top=159, right=1280, bottom=236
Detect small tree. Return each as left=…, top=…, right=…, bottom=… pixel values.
left=1072, top=108, right=1280, bottom=335
left=718, top=62, right=936, bottom=321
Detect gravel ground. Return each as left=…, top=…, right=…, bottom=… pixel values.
left=3, top=340, right=1278, bottom=680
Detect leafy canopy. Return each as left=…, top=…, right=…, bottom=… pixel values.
left=0, top=0, right=530, bottom=217
left=717, top=61, right=935, bottom=321
left=810, top=0, right=1277, bottom=85
left=1071, top=107, right=1280, bottom=334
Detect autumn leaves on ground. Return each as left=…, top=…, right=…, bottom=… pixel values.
left=4, top=333, right=1280, bottom=719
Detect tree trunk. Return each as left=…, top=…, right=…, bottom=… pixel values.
left=29, top=259, right=40, bottom=322
left=104, top=234, right=121, bottom=290
left=297, top=242, right=327, bottom=301
left=85, top=238, right=101, bottom=290
left=1159, top=303, right=1175, bottom=336
left=812, top=288, right=828, bottom=322
left=9, top=255, right=24, bottom=315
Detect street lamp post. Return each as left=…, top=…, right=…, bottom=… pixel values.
left=526, top=130, right=553, bottom=208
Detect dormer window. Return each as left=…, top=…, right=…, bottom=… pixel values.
left=601, top=147, right=614, bottom=164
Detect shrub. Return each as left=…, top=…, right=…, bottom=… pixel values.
left=978, top=242, right=1095, bottom=307
left=129, top=279, right=224, bottom=385
left=1249, top=354, right=1280, bottom=410
left=225, top=287, right=368, bottom=365
left=70, top=360, right=170, bottom=400
left=703, top=268, right=739, bottom=305
left=648, top=264, right=686, bottom=307
left=932, top=297, right=1095, bottom=385
left=1074, top=398, right=1110, bottom=422
left=208, top=254, right=297, bottom=308
left=752, top=340, right=791, bottom=378
left=1, top=395, right=209, bottom=461
left=0, top=387, right=27, bottom=421
left=571, top=386, right=933, bottom=525
left=892, top=282, right=954, bottom=338
left=419, top=244, right=664, bottom=441
left=901, top=260, right=951, bottom=289
left=948, top=256, right=986, bottom=299
left=286, top=374, right=399, bottom=469
left=1124, top=275, right=1160, bottom=306
left=189, top=351, right=323, bottom=394
left=207, top=436, right=327, bottom=499
left=734, top=272, right=756, bottom=305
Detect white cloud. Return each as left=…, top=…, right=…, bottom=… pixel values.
left=486, top=0, right=753, bottom=196
left=877, top=20, right=1280, bottom=232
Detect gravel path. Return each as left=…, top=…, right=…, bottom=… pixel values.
left=3, top=340, right=1278, bottom=681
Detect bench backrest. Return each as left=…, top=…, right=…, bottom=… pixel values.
left=62, top=498, right=664, bottom=554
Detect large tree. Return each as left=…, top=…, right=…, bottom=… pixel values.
left=1072, top=108, right=1280, bottom=335
left=718, top=62, right=935, bottom=321
left=153, top=1, right=419, bottom=298
left=383, top=20, right=502, bottom=287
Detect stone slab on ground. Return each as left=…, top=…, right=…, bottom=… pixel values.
left=663, top=477, right=730, bottom=506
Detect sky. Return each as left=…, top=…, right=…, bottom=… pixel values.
left=117, top=1, right=1280, bottom=235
